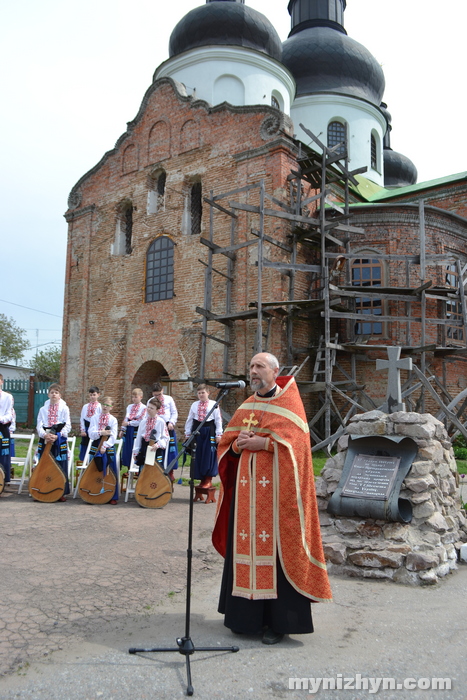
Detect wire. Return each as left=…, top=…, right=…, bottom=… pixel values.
left=0, top=299, right=62, bottom=318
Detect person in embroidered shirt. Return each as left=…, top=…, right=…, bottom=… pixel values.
left=119, top=388, right=147, bottom=469
left=133, top=397, right=169, bottom=471
left=212, top=352, right=332, bottom=645
left=36, top=384, right=72, bottom=501
left=87, top=397, right=119, bottom=504
left=79, top=386, right=102, bottom=461
left=184, top=384, right=223, bottom=490
left=0, top=374, right=14, bottom=484
left=149, top=382, right=179, bottom=480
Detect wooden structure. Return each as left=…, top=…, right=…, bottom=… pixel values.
left=196, top=124, right=467, bottom=449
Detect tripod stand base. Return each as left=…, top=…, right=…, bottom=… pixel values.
left=129, top=637, right=239, bottom=696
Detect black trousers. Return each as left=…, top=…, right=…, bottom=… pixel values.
left=217, top=492, right=313, bottom=635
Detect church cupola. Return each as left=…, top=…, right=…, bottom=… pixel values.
left=288, top=0, right=346, bottom=35
left=282, top=0, right=387, bottom=186
left=380, top=103, right=418, bottom=188
left=155, top=1, right=294, bottom=113
left=168, top=0, right=282, bottom=61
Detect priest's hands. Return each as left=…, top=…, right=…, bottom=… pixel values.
left=237, top=431, right=267, bottom=452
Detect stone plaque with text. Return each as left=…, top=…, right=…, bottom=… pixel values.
left=341, top=454, right=401, bottom=500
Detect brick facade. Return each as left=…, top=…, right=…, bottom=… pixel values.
left=62, top=78, right=467, bottom=436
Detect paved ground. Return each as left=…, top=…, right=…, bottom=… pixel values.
left=1, top=483, right=467, bottom=700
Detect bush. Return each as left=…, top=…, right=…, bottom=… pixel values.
left=453, top=446, right=467, bottom=460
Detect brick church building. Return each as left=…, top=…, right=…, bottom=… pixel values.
left=62, top=0, right=467, bottom=442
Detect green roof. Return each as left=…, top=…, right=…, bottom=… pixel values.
left=350, top=171, right=467, bottom=203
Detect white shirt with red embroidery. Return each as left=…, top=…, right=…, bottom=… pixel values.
left=184, top=400, right=223, bottom=437
left=88, top=413, right=118, bottom=450
left=36, top=399, right=71, bottom=438
left=147, top=394, right=178, bottom=425
left=79, top=401, right=102, bottom=431
left=122, top=402, right=147, bottom=428
left=133, top=415, right=169, bottom=455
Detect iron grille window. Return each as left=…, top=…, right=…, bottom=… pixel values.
left=124, top=207, right=133, bottom=255
left=446, top=264, right=464, bottom=341
left=352, top=258, right=382, bottom=335
left=191, top=181, right=202, bottom=236
left=145, top=236, right=174, bottom=303
left=271, top=95, right=280, bottom=109
left=371, top=134, right=377, bottom=169
left=328, top=121, right=346, bottom=156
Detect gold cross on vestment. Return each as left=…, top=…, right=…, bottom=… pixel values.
left=242, top=412, right=258, bottom=431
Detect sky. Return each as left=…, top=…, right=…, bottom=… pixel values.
left=1, top=0, right=466, bottom=366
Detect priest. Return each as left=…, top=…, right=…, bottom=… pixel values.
left=213, top=352, right=332, bottom=644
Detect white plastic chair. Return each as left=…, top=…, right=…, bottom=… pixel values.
left=11, top=433, right=36, bottom=494
left=124, top=453, right=139, bottom=502
left=67, top=435, right=76, bottom=490
left=72, top=439, right=93, bottom=498
left=125, top=445, right=168, bottom=502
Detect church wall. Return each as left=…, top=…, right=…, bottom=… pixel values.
left=387, top=179, right=467, bottom=221
left=62, top=79, right=299, bottom=428
left=155, top=47, right=295, bottom=113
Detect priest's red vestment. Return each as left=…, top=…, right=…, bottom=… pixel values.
left=212, top=376, right=332, bottom=603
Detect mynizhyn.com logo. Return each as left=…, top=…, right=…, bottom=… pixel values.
left=288, top=675, right=452, bottom=693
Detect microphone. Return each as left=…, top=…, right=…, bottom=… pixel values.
left=215, top=380, right=246, bottom=389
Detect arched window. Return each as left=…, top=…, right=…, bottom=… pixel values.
left=371, top=134, right=377, bottom=170
left=352, top=258, right=382, bottom=335
left=271, top=95, right=280, bottom=110
left=112, top=201, right=133, bottom=256
left=157, top=171, right=166, bottom=197
left=327, top=121, right=347, bottom=156
left=190, top=181, right=202, bottom=236
left=145, top=236, right=174, bottom=303
left=147, top=170, right=166, bottom=214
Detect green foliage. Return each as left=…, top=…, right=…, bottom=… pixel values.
left=30, top=345, right=61, bottom=381
left=453, top=446, right=467, bottom=460
left=453, top=433, right=467, bottom=449
left=0, top=314, right=30, bottom=364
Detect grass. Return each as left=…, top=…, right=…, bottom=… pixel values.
left=10, top=437, right=467, bottom=479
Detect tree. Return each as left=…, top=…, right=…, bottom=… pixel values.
left=0, top=314, right=30, bottom=364
left=30, top=345, right=62, bottom=381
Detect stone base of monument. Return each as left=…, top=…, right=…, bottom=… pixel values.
left=317, top=410, right=467, bottom=585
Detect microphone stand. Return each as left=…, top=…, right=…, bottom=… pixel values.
left=129, top=387, right=239, bottom=696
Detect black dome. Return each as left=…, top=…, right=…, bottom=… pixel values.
left=169, top=2, right=282, bottom=62
left=282, top=26, right=385, bottom=105
left=384, top=149, right=418, bottom=188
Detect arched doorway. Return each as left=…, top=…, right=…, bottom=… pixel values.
left=131, top=361, right=170, bottom=402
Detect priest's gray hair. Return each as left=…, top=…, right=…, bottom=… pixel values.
left=263, top=352, right=279, bottom=370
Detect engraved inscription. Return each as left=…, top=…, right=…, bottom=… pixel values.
left=341, top=454, right=400, bottom=500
